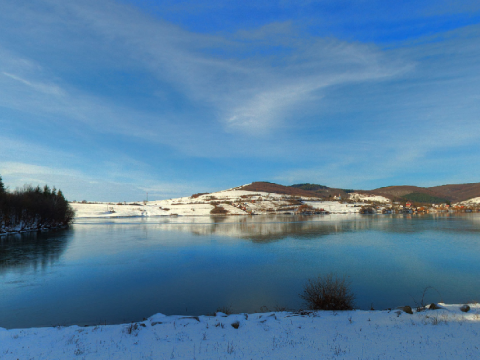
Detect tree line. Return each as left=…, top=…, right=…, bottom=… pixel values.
left=0, top=175, right=74, bottom=233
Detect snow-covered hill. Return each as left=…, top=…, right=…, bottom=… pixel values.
left=71, top=185, right=387, bottom=218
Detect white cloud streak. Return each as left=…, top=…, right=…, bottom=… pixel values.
left=1, top=0, right=480, bottom=192
left=0, top=0, right=408, bottom=136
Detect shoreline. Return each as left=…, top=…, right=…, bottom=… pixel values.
left=0, top=224, right=69, bottom=237
left=1, top=304, right=478, bottom=359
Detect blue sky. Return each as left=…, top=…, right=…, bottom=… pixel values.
left=1, top=0, right=480, bottom=201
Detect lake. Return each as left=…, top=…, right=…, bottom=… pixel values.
left=1, top=214, right=480, bottom=329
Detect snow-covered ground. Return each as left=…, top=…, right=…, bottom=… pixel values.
left=71, top=187, right=388, bottom=218
left=456, top=197, right=480, bottom=205
left=1, top=304, right=478, bottom=359
left=349, top=193, right=391, bottom=203
left=304, top=201, right=364, bottom=214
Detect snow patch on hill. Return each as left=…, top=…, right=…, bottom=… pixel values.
left=457, top=196, right=480, bottom=205
left=349, top=193, right=391, bottom=203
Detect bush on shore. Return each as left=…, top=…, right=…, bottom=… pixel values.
left=0, top=175, right=74, bottom=232
left=300, top=273, right=355, bottom=311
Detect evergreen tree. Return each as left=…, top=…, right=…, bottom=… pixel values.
left=0, top=177, right=74, bottom=231
left=0, top=175, right=5, bottom=195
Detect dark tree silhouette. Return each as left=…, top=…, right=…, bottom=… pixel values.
left=0, top=176, right=5, bottom=196
left=0, top=175, right=74, bottom=233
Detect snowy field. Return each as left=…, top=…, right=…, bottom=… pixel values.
left=70, top=201, right=365, bottom=218
left=70, top=186, right=371, bottom=218
left=1, top=304, right=479, bottom=359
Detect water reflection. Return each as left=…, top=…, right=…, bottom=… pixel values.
left=181, top=215, right=368, bottom=242
left=1, top=214, right=480, bottom=329
left=76, top=214, right=381, bottom=242
left=96, top=213, right=480, bottom=242
left=0, top=230, right=70, bottom=273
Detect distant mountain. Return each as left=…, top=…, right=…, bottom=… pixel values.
left=370, top=183, right=480, bottom=203
left=428, top=183, right=480, bottom=202
left=290, top=183, right=354, bottom=198
left=241, top=181, right=480, bottom=203
left=240, top=182, right=320, bottom=197
left=241, top=182, right=352, bottom=199
left=369, top=186, right=446, bottom=203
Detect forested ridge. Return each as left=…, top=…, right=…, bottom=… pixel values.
left=0, top=175, right=74, bottom=234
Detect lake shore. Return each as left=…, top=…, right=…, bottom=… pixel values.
left=1, top=304, right=478, bottom=359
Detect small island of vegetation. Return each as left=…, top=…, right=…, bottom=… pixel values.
left=0, top=175, right=74, bottom=235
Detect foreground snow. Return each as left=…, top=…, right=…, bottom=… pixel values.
left=1, top=304, right=479, bottom=359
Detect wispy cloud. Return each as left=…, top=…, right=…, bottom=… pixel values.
left=2, top=72, right=65, bottom=96
left=1, top=0, right=480, bottom=196
left=0, top=1, right=407, bottom=135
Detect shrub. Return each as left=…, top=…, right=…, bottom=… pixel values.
left=359, top=206, right=375, bottom=214
left=210, top=205, right=228, bottom=215
left=300, top=273, right=355, bottom=311
left=216, top=306, right=232, bottom=315
left=297, top=204, right=314, bottom=213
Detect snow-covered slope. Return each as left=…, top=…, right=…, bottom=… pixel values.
left=456, top=196, right=480, bottom=205
left=1, top=304, right=478, bottom=359
left=71, top=185, right=391, bottom=218
left=349, top=193, right=391, bottom=203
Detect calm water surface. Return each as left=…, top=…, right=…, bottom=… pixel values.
left=1, top=214, right=480, bottom=329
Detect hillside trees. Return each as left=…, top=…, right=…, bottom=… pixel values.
left=0, top=176, right=74, bottom=233
left=291, top=183, right=328, bottom=191
left=400, top=192, right=448, bottom=205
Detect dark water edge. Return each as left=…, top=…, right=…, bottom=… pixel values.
left=1, top=213, right=480, bottom=329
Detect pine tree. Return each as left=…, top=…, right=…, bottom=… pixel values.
left=0, top=175, right=5, bottom=195
left=0, top=177, right=74, bottom=229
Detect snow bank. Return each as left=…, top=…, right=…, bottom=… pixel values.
left=349, top=193, right=391, bottom=203
left=1, top=304, right=479, bottom=359
left=304, top=201, right=364, bottom=214
left=457, top=197, right=480, bottom=205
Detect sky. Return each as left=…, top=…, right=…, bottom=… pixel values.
left=1, top=0, right=480, bottom=201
